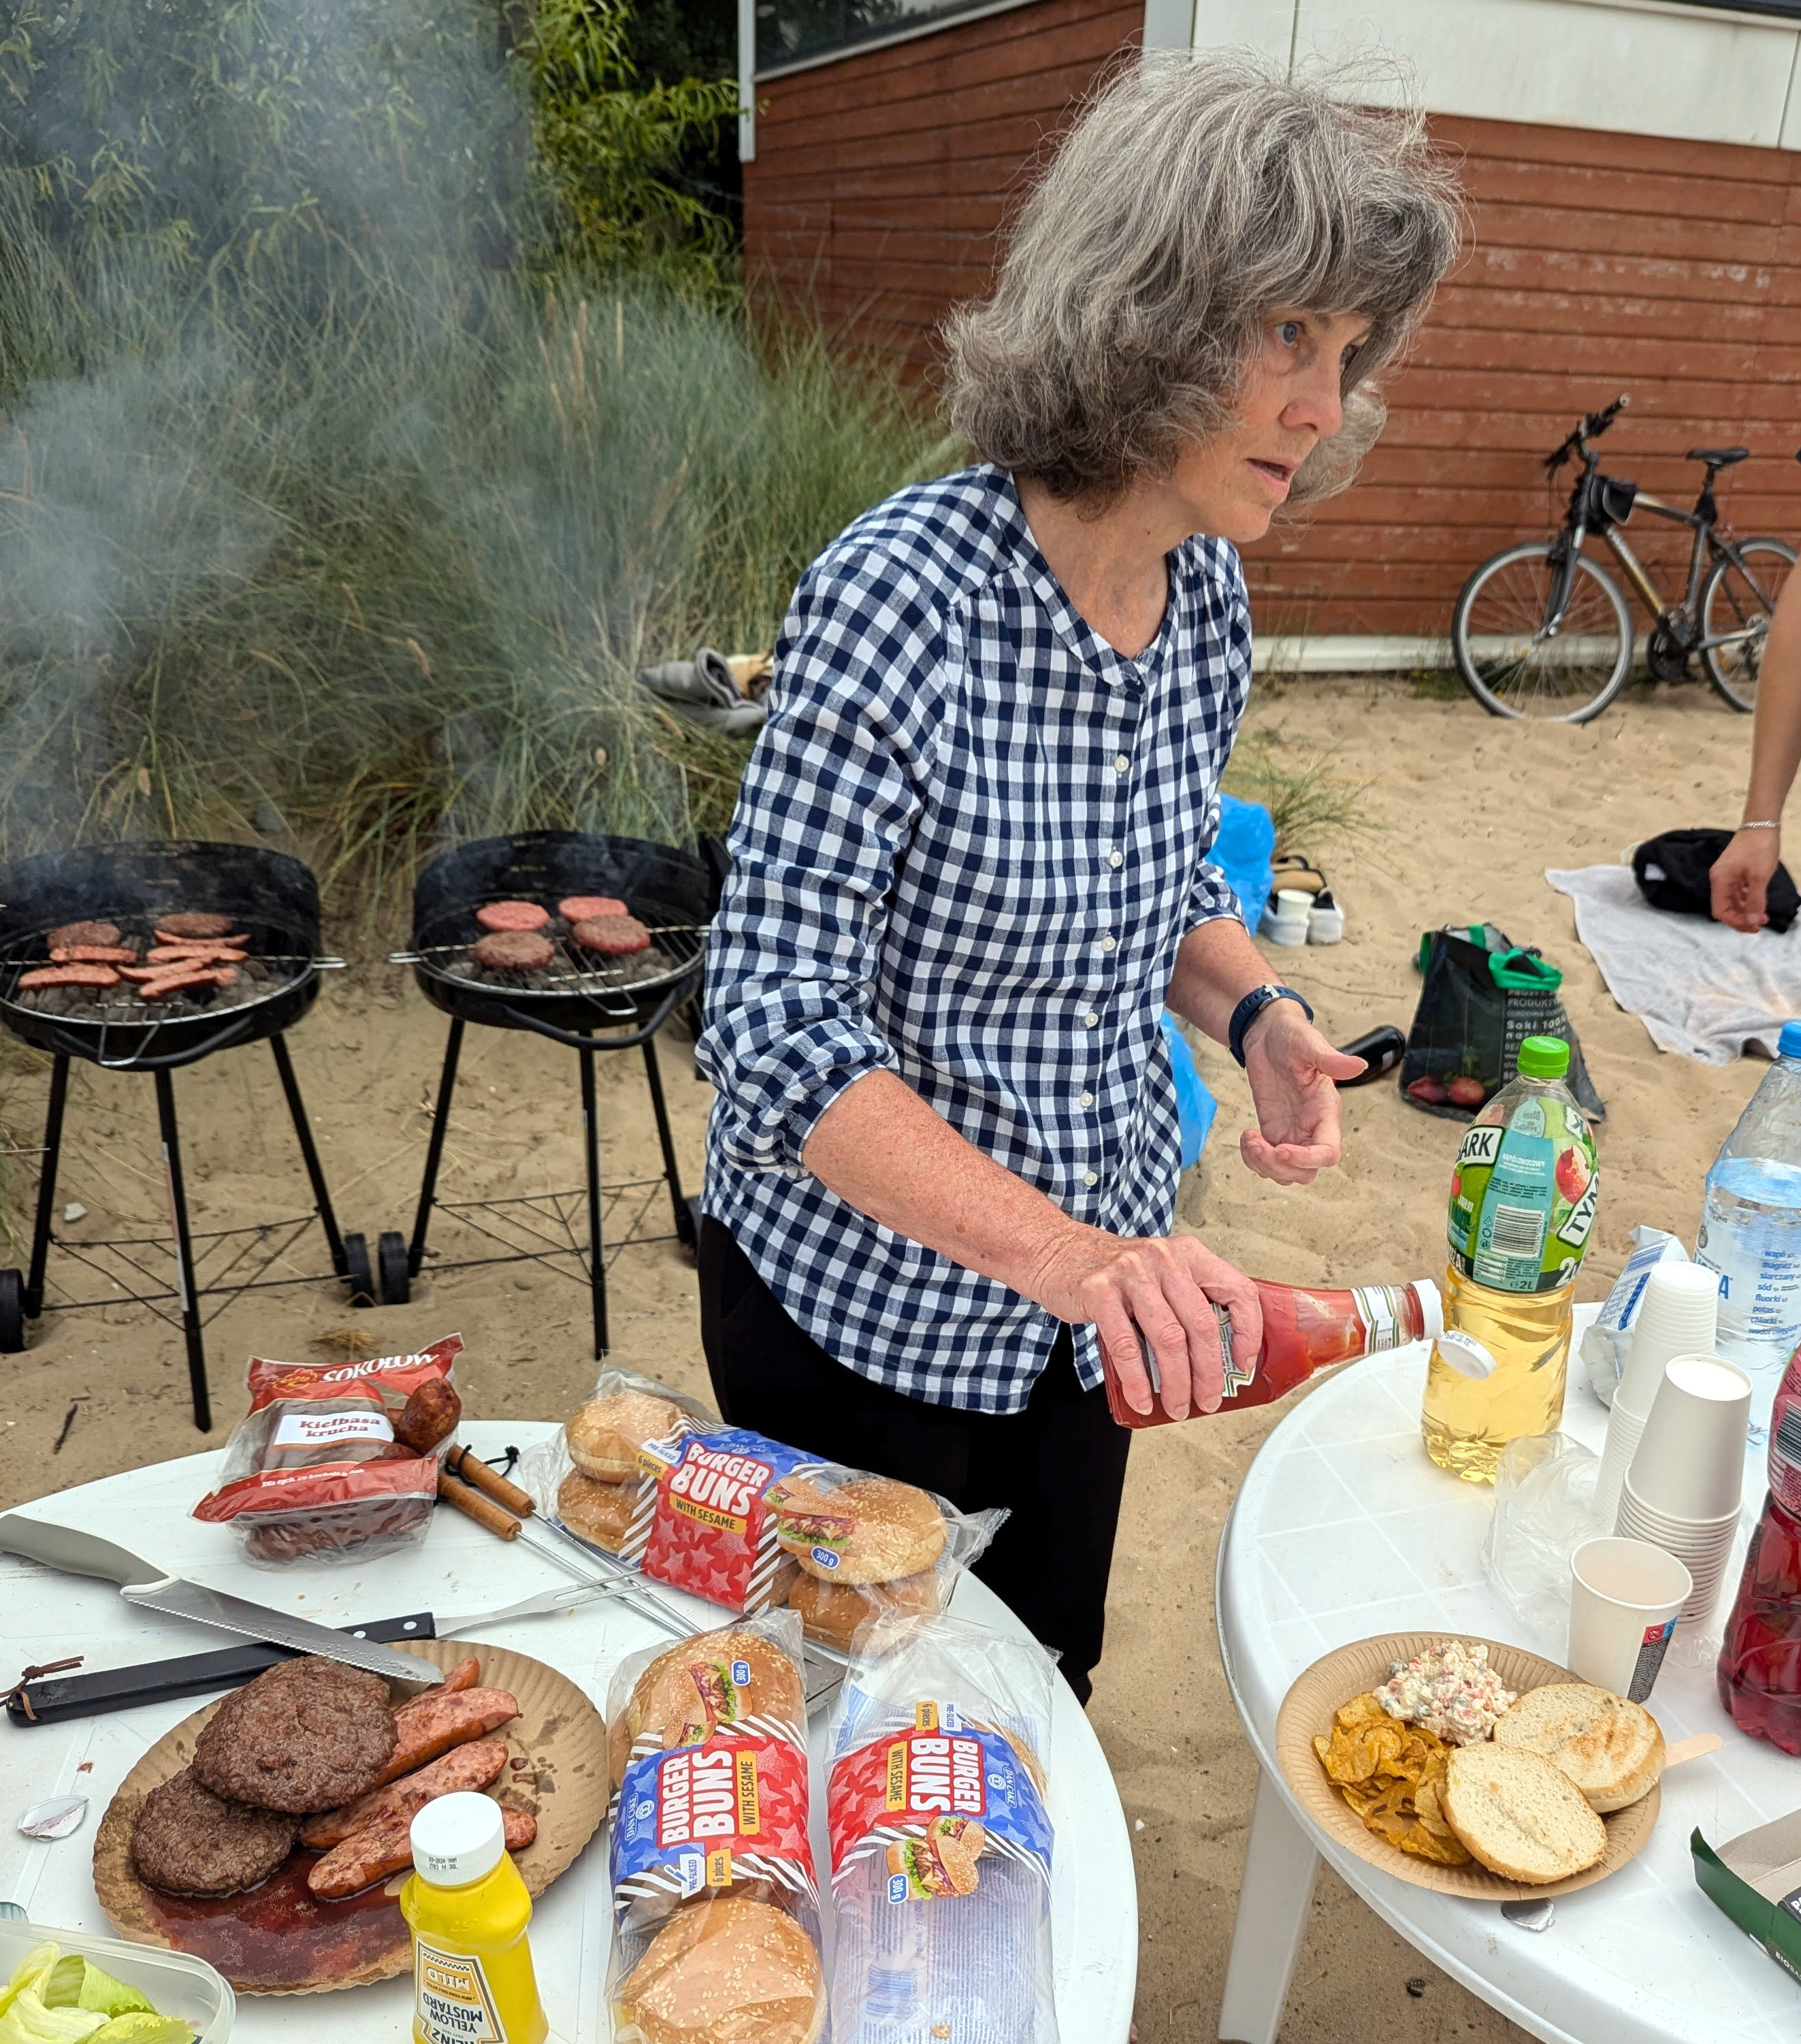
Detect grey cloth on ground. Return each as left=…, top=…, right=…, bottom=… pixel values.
left=638, top=647, right=766, bottom=735
left=1546, top=863, right=1801, bottom=1065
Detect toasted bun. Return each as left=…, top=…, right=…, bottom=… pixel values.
left=1492, top=1683, right=1664, bottom=1813
left=772, top=1476, right=946, bottom=1585
left=1441, top=1745, right=1608, bottom=1883
left=557, top=1470, right=638, bottom=1552
left=610, top=1629, right=805, bottom=1789
left=785, top=1568, right=939, bottom=1652
left=568, top=1388, right=686, bottom=1481
left=619, top=1896, right=824, bottom=2044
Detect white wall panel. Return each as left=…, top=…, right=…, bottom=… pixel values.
left=1190, top=0, right=1296, bottom=61
left=1143, top=0, right=1199, bottom=49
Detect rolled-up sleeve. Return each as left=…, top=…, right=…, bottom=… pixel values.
left=696, top=553, right=943, bottom=1173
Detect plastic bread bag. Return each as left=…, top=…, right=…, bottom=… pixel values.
left=521, top=1367, right=1005, bottom=1633
left=604, top=1608, right=828, bottom=2041
left=826, top=1615, right=1058, bottom=2044
left=191, top=1333, right=464, bottom=1566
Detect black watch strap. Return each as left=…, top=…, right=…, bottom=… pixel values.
left=1228, top=983, right=1314, bottom=1066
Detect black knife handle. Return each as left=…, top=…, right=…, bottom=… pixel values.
left=6, top=1612, right=439, bottom=1727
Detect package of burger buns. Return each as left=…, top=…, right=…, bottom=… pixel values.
left=826, top=1616, right=1058, bottom=2044
left=523, top=1367, right=1003, bottom=1638
left=191, top=1334, right=464, bottom=1566
left=605, top=1610, right=829, bottom=2043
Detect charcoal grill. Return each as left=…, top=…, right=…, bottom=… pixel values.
left=392, top=830, right=721, bottom=1356
left=0, top=841, right=369, bottom=1429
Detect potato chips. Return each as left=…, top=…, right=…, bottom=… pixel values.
left=1314, top=1693, right=1471, bottom=1867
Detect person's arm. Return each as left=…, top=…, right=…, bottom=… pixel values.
left=1712, top=572, right=1801, bottom=931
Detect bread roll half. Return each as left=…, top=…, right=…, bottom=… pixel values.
left=1441, top=1744, right=1607, bottom=1884
left=1492, top=1683, right=1664, bottom=1813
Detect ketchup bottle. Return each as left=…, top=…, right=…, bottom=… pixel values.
left=1717, top=1350, right=1801, bottom=1752
left=1102, top=1277, right=1444, bottom=1429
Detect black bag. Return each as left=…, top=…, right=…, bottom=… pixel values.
left=1401, top=924, right=1605, bottom=1122
left=1632, top=828, right=1798, bottom=934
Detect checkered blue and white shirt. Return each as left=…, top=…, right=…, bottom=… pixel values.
left=696, top=464, right=1253, bottom=1414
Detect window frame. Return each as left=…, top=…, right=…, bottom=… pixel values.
left=752, top=0, right=1043, bottom=80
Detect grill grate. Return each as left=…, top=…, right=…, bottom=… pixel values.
left=399, top=923, right=706, bottom=1003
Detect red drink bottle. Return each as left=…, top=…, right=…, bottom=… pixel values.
left=1718, top=1354, right=1801, bottom=1751
left=1102, top=1278, right=1444, bottom=1429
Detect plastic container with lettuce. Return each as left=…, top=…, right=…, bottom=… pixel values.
left=0, top=1942, right=197, bottom=2044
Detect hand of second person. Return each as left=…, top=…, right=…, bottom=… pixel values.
left=1019, top=1227, right=1261, bottom=1421
left=1710, top=828, right=1780, bottom=933
left=1241, top=1001, right=1363, bottom=1184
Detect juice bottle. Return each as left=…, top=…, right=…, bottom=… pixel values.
left=1101, top=1275, right=1443, bottom=1427
left=1718, top=1351, right=1801, bottom=1752
left=401, top=1791, right=548, bottom=2044
left=1420, top=1035, right=1600, bottom=1482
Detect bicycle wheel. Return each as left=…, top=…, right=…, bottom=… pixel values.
left=1452, top=541, right=1633, bottom=721
left=1701, top=537, right=1797, bottom=713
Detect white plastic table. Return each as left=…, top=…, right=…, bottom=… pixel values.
left=1214, top=1305, right=1798, bottom=2044
left=0, top=1420, right=1135, bottom=2040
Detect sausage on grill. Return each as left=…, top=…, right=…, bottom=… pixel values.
left=471, top=930, right=553, bottom=971
left=154, top=912, right=236, bottom=940
left=138, top=968, right=236, bottom=1000
left=19, top=964, right=120, bottom=990
left=146, top=943, right=248, bottom=965
left=474, top=901, right=549, bottom=933
left=308, top=1802, right=535, bottom=1900
left=49, top=945, right=139, bottom=964
left=571, top=914, right=651, bottom=956
left=46, top=921, right=121, bottom=950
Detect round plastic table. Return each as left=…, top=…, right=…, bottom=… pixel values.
left=0, top=1419, right=1136, bottom=2040
left=1214, top=1305, right=1796, bottom=2044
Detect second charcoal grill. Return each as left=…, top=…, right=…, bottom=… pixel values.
left=391, top=829, right=721, bottom=1351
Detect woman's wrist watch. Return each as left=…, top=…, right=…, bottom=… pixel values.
left=1228, top=983, right=1314, bottom=1067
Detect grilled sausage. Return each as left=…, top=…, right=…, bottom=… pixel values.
left=19, top=964, right=120, bottom=989
left=374, top=1687, right=520, bottom=1785
left=394, top=1378, right=461, bottom=1453
left=146, top=943, right=247, bottom=965
left=49, top=945, right=139, bottom=964
left=434, top=1655, right=483, bottom=1697
left=139, top=968, right=235, bottom=999
left=307, top=1801, right=536, bottom=1900
left=298, top=1738, right=510, bottom=1850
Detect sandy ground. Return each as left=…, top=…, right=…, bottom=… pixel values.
left=0, top=674, right=1776, bottom=2041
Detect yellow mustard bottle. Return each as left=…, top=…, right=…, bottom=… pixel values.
left=400, top=1791, right=549, bottom=2044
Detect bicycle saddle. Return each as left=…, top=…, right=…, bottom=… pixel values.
left=1687, top=445, right=1749, bottom=466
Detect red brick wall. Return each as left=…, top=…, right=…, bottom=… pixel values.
left=745, top=13, right=1801, bottom=635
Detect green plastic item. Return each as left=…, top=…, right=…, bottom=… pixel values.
left=1487, top=947, right=1563, bottom=993
left=1693, top=1820, right=1801, bottom=1988
left=1516, top=1036, right=1570, bottom=1079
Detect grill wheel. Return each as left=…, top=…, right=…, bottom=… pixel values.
left=378, top=1230, right=410, bottom=1305
left=0, top=1269, right=22, bottom=1353
left=342, top=1232, right=375, bottom=1309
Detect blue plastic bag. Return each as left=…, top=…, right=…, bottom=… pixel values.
left=1161, top=1012, right=1217, bottom=1169
left=1210, top=791, right=1276, bottom=930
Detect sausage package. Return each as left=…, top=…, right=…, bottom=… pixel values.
left=604, top=1611, right=828, bottom=2041
left=192, top=1334, right=464, bottom=1566
left=522, top=1367, right=1005, bottom=1645
left=826, top=1616, right=1058, bottom=2044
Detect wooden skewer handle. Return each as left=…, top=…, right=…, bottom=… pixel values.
left=1664, top=1731, right=1723, bottom=1768
left=437, top=1469, right=521, bottom=1540
left=444, top=1445, right=536, bottom=1520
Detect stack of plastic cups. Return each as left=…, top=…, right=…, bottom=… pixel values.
left=1593, top=1262, right=1720, bottom=1527
left=1614, top=1354, right=1752, bottom=1627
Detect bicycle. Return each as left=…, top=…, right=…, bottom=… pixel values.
left=1451, top=393, right=1797, bottom=722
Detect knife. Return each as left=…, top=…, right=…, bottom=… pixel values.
left=0, top=1509, right=442, bottom=1688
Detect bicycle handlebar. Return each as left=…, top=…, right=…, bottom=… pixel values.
left=1544, top=393, right=1630, bottom=476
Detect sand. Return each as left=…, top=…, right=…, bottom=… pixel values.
left=0, top=676, right=1773, bottom=2042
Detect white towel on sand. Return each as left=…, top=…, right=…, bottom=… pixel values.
left=1546, top=864, right=1801, bottom=1065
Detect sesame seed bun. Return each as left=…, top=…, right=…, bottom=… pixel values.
left=557, top=1470, right=638, bottom=1552
left=609, top=1629, right=804, bottom=1790
left=619, top=1896, right=824, bottom=2044
left=769, top=1476, right=946, bottom=1585
left=785, top=1568, right=939, bottom=1652
left=567, top=1388, right=687, bottom=1482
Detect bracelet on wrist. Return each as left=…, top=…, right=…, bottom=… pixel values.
left=1740, top=819, right=1782, bottom=832
left=1227, top=983, right=1314, bottom=1067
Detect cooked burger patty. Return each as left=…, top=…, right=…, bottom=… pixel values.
left=472, top=929, right=554, bottom=971
left=557, top=894, right=626, bottom=922
left=46, top=921, right=121, bottom=950
left=474, top=900, right=549, bottom=932
left=155, top=911, right=236, bottom=939
left=571, top=914, right=651, bottom=955
left=131, top=1766, right=297, bottom=1896
left=193, top=1656, right=397, bottom=1814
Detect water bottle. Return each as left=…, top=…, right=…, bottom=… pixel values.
left=1696, top=1019, right=1801, bottom=1433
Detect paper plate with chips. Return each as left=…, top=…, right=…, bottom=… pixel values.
left=1274, top=1632, right=1659, bottom=1900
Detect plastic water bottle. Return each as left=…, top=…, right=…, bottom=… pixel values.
left=1696, top=1020, right=1801, bottom=1430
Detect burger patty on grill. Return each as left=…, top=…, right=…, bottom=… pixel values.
left=46, top=921, right=120, bottom=950
left=131, top=1766, right=298, bottom=1898
left=155, top=911, right=237, bottom=940
left=474, top=900, right=549, bottom=932
left=193, top=1657, right=397, bottom=1814
left=472, top=929, right=555, bottom=970
left=571, top=914, right=651, bottom=955
left=557, top=894, right=627, bottom=922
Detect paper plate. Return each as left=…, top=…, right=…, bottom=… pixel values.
left=1275, top=1632, right=1661, bottom=1900
left=93, top=1638, right=606, bottom=1993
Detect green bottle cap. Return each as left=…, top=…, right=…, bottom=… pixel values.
left=1516, top=1035, right=1570, bottom=1078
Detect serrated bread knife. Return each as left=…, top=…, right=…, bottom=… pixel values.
left=0, top=1509, right=444, bottom=1687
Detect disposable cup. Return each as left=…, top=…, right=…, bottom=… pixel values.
left=1615, top=1485, right=1740, bottom=1626
left=1615, top=1263, right=1721, bottom=1415
left=1625, top=1354, right=1751, bottom=1523
left=1275, top=889, right=1314, bottom=914
left=1568, top=1536, right=1693, bottom=1702
left=1615, top=1479, right=1742, bottom=1540
left=1593, top=1402, right=1648, bottom=1530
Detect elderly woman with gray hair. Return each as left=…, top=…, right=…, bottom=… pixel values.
left=696, top=54, right=1460, bottom=1702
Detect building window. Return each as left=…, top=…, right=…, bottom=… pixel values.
left=755, top=0, right=1018, bottom=72
left=1682, top=0, right=1801, bottom=13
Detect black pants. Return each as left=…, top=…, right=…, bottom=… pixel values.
left=698, top=1216, right=1131, bottom=1706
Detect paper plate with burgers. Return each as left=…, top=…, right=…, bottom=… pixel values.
left=1276, top=1634, right=1662, bottom=1899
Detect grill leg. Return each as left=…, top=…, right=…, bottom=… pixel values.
left=640, top=1037, right=696, bottom=1249
left=580, top=1031, right=608, bottom=1359
left=153, top=1068, right=211, bottom=1433
left=22, top=1054, right=70, bottom=1319
left=268, top=1033, right=347, bottom=1275
left=408, top=1018, right=464, bottom=1278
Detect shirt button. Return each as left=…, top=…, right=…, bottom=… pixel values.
left=1114, top=754, right=1130, bottom=773
left=1080, top=1090, right=1094, bottom=1106
left=1083, top=1171, right=1099, bottom=1188
left=1107, top=850, right=1124, bottom=868
left=1083, top=1012, right=1099, bottom=1028
left=1098, top=935, right=1116, bottom=953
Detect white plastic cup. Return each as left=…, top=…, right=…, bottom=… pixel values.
left=1593, top=1401, right=1648, bottom=1531
left=1568, top=1536, right=1693, bottom=1701
left=1615, top=1478, right=1741, bottom=1627
left=1261, top=903, right=1308, bottom=947
left=1615, top=1263, right=1720, bottom=1415
left=1274, top=888, right=1314, bottom=915
left=1625, top=1354, right=1751, bottom=1521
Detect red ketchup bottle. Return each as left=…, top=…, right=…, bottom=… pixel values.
left=1717, top=1353, right=1801, bottom=1751
left=1102, top=1277, right=1444, bottom=1428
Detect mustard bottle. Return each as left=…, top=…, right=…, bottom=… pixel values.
left=400, top=1791, right=549, bottom=2044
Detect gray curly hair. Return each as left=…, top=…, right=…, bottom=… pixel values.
left=943, top=52, right=1462, bottom=506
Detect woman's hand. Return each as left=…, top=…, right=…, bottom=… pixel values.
left=1021, top=1226, right=1262, bottom=1421
left=1240, top=1001, right=1365, bottom=1184
left=1711, top=828, right=1781, bottom=933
